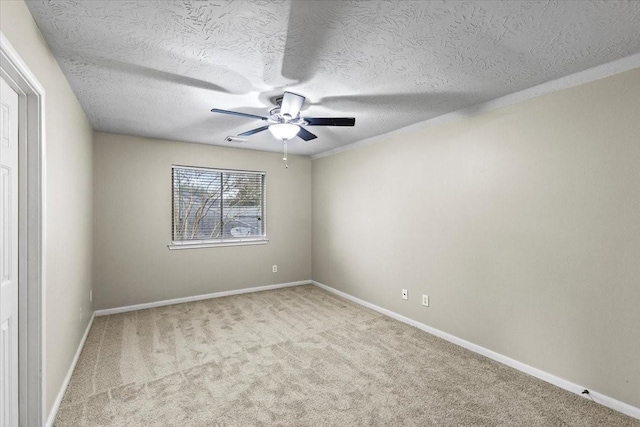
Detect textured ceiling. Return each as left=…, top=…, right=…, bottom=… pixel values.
left=25, top=0, right=640, bottom=156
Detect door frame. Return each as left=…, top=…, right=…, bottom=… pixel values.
left=0, top=32, right=46, bottom=426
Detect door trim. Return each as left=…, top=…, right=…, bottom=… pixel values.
left=0, top=32, right=46, bottom=427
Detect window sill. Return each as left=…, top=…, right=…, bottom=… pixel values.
left=168, top=239, right=269, bottom=250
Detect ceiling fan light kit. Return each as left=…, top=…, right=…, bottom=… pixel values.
left=268, top=123, right=300, bottom=140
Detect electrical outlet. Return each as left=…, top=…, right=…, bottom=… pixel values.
left=272, top=265, right=278, bottom=273
left=90, top=290, right=93, bottom=303
left=422, top=294, right=429, bottom=307
left=402, top=289, right=408, bottom=300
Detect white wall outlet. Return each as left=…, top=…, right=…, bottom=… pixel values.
left=272, top=265, right=278, bottom=273
left=422, top=294, right=429, bottom=307
left=90, top=290, right=93, bottom=303
left=402, top=289, right=408, bottom=300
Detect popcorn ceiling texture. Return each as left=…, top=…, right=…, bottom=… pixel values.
left=26, top=0, right=640, bottom=155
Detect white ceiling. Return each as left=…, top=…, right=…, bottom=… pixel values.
left=26, top=0, right=640, bottom=156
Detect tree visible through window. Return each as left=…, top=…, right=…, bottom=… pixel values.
left=172, top=166, right=266, bottom=244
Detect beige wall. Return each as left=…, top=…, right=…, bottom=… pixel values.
left=312, top=68, right=640, bottom=408
left=0, top=0, right=94, bottom=417
left=93, top=133, right=311, bottom=309
left=4, top=0, right=638, bottom=414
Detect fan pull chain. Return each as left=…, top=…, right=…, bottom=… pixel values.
left=283, top=140, right=288, bottom=169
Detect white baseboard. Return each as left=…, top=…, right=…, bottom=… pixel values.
left=45, top=280, right=639, bottom=422
left=311, top=281, right=640, bottom=420
left=46, top=312, right=95, bottom=427
left=46, top=280, right=312, bottom=425
left=94, top=280, right=312, bottom=316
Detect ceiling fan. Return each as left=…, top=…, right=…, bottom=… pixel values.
left=211, top=91, right=355, bottom=142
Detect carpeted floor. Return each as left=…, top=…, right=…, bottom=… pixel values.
left=54, top=285, right=637, bottom=426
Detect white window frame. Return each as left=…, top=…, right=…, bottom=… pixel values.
left=168, top=165, right=268, bottom=250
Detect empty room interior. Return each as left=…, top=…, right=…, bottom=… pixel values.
left=1, top=0, right=640, bottom=425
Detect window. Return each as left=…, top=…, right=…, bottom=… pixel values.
left=169, top=165, right=266, bottom=249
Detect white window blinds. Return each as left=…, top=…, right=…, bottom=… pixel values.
left=172, top=166, right=266, bottom=245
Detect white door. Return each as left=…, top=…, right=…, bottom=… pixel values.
left=0, top=77, right=19, bottom=427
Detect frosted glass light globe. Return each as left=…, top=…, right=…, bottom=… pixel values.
left=269, top=123, right=299, bottom=140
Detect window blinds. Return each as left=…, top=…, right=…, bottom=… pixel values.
left=172, top=166, right=266, bottom=243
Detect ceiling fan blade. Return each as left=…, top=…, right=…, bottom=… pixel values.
left=238, top=125, right=270, bottom=136
left=304, top=117, right=356, bottom=126
left=280, top=92, right=305, bottom=118
left=296, top=127, right=317, bottom=141
left=211, top=108, right=269, bottom=121
left=280, top=1, right=350, bottom=83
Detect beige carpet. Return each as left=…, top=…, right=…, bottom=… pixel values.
left=54, top=285, right=637, bottom=426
